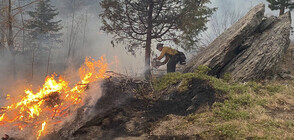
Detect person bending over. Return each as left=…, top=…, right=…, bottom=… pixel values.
left=156, top=43, right=180, bottom=73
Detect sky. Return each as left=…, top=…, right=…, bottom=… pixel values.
left=213, top=0, right=271, bottom=10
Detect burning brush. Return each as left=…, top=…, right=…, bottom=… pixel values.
left=0, top=56, right=108, bottom=140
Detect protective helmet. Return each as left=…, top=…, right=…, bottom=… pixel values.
left=156, top=43, right=163, bottom=49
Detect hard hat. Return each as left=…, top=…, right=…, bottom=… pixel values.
left=156, top=43, right=163, bottom=49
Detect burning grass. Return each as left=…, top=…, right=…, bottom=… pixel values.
left=0, top=56, right=108, bottom=140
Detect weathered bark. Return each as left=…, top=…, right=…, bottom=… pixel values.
left=183, top=3, right=292, bottom=82
left=221, top=12, right=291, bottom=81
left=183, top=4, right=265, bottom=76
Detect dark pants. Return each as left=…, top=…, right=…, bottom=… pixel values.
left=167, top=55, right=179, bottom=73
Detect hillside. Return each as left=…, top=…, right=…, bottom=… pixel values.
left=42, top=3, right=294, bottom=140
left=43, top=67, right=294, bottom=140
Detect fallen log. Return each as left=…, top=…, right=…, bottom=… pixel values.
left=183, top=4, right=292, bottom=82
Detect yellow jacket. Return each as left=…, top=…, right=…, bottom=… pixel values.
left=157, top=47, right=178, bottom=60
left=157, top=47, right=178, bottom=64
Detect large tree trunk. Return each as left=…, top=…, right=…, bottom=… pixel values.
left=221, top=12, right=291, bottom=81
left=183, top=4, right=292, bottom=82
left=144, top=0, right=154, bottom=80
left=183, top=4, right=265, bottom=75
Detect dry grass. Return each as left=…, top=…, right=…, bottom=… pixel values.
left=151, top=78, right=294, bottom=139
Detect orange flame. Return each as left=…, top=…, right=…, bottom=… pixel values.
left=0, top=56, right=108, bottom=139
left=37, top=121, right=46, bottom=140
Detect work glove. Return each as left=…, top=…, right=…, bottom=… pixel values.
left=155, top=62, right=161, bottom=67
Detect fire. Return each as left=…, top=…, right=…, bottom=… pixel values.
left=0, top=56, right=108, bottom=139
left=37, top=121, right=46, bottom=140
left=0, top=114, right=4, bottom=121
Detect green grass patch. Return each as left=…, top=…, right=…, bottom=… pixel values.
left=152, top=65, right=294, bottom=139
left=265, top=84, right=283, bottom=94
left=213, top=102, right=250, bottom=120
left=152, top=68, right=294, bottom=139
left=152, top=72, right=184, bottom=92
left=215, top=123, right=243, bottom=139
left=212, top=92, right=268, bottom=120
left=152, top=65, right=231, bottom=94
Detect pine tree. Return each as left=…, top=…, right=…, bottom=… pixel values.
left=100, top=0, right=215, bottom=79
left=26, top=0, right=62, bottom=78
left=266, top=0, right=294, bottom=15
left=26, top=0, right=62, bottom=49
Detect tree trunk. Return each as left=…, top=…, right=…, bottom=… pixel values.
left=8, top=0, right=13, bottom=52
left=12, top=55, right=16, bottom=80
left=280, top=6, right=285, bottom=16
left=8, top=0, right=16, bottom=79
left=221, top=12, right=291, bottom=81
left=18, top=0, right=25, bottom=53
left=183, top=4, right=265, bottom=74
left=183, top=4, right=291, bottom=82
left=144, top=0, right=154, bottom=80
left=0, top=28, right=4, bottom=54
left=46, top=46, right=52, bottom=76
left=0, top=0, right=4, bottom=54
left=82, top=12, right=88, bottom=58
left=32, top=49, right=35, bottom=79
left=67, top=0, right=76, bottom=61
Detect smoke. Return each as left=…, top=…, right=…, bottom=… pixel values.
left=0, top=0, right=291, bottom=104
left=0, top=0, right=143, bottom=136
left=0, top=56, right=108, bottom=139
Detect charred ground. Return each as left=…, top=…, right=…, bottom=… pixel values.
left=41, top=3, right=294, bottom=140
left=45, top=71, right=221, bottom=140
left=43, top=66, right=294, bottom=140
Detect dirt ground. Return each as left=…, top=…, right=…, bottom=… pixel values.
left=45, top=76, right=219, bottom=140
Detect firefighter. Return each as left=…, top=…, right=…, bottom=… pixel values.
left=156, top=43, right=179, bottom=73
